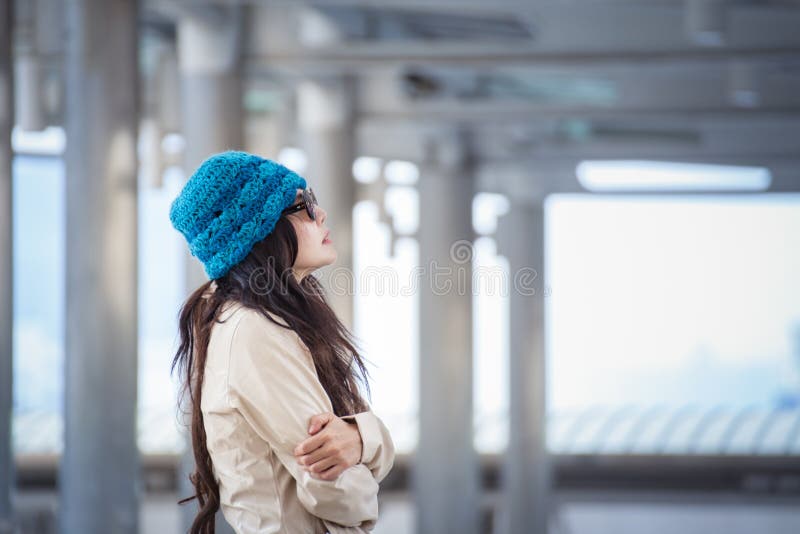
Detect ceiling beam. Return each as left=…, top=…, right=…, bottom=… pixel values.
left=356, top=107, right=800, bottom=123
left=247, top=48, right=800, bottom=74
left=239, top=1, right=800, bottom=62
left=476, top=158, right=800, bottom=199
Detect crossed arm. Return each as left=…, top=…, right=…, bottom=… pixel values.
left=339, top=410, right=395, bottom=483
left=226, top=309, right=395, bottom=530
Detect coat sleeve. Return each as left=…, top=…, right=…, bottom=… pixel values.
left=340, top=411, right=395, bottom=483
left=225, top=309, right=380, bottom=528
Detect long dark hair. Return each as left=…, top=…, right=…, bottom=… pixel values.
left=170, top=214, right=372, bottom=533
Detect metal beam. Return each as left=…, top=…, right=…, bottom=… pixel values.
left=158, top=0, right=800, bottom=7
left=357, top=107, right=800, bottom=125
left=14, top=451, right=800, bottom=499
left=415, top=130, right=481, bottom=534
left=476, top=158, right=800, bottom=198
left=247, top=50, right=800, bottom=79
left=262, top=40, right=800, bottom=63
left=0, top=1, right=14, bottom=532
left=60, top=0, right=140, bottom=532
left=356, top=117, right=800, bottom=174
left=239, top=0, right=800, bottom=61
left=354, top=69, right=800, bottom=117
left=497, top=201, right=551, bottom=534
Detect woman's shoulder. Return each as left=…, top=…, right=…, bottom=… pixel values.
left=215, top=301, right=294, bottom=340
left=207, top=302, right=307, bottom=373
left=202, top=282, right=289, bottom=332
left=213, top=303, right=315, bottom=376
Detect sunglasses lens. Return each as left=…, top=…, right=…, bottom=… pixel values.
left=304, top=189, right=316, bottom=220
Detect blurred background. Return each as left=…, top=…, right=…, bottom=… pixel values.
left=1, top=0, right=800, bottom=533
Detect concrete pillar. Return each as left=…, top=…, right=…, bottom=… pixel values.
left=176, top=8, right=243, bottom=534
left=497, top=200, right=551, bottom=534
left=297, top=77, right=356, bottom=329
left=0, top=1, right=15, bottom=533
left=13, top=0, right=46, bottom=131
left=178, top=6, right=244, bottom=291
left=244, top=86, right=294, bottom=161
left=414, top=132, right=480, bottom=534
left=60, top=1, right=140, bottom=533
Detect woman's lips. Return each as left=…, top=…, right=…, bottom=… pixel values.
left=322, top=230, right=331, bottom=244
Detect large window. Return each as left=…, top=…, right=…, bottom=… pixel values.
left=12, top=154, right=65, bottom=453
left=13, top=148, right=799, bottom=459
left=12, top=149, right=187, bottom=455
left=546, top=194, right=800, bottom=455
left=350, top=168, right=800, bottom=457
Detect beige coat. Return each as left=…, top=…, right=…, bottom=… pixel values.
left=200, top=299, right=396, bottom=533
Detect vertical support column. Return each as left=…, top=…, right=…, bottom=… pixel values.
left=497, top=200, right=551, bottom=534
left=415, top=132, right=480, bottom=534
left=297, top=77, right=356, bottom=329
left=0, top=1, right=14, bottom=533
left=177, top=6, right=244, bottom=290
left=176, top=8, right=242, bottom=534
left=60, top=1, right=140, bottom=533
left=244, top=5, right=298, bottom=159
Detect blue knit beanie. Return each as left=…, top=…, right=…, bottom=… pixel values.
left=169, top=150, right=307, bottom=279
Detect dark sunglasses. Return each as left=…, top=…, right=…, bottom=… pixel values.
left=281, top=187, right=318, bottom=221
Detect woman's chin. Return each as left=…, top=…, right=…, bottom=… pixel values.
left=324, top=247, right=338, bottom=265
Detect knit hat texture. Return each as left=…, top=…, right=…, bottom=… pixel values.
left=169, top=150, right=307, bottom=279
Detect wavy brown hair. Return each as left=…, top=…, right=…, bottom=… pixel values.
left=170, top=214, right=372, bottom=533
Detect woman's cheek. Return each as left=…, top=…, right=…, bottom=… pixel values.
left=296, top=224, right=320, bottom=262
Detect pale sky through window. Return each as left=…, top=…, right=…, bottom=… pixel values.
left=546, top=194, right=800, bottom=412
left=352, top=182, right=800, bottom=453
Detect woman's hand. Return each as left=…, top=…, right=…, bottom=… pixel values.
left=293, top=412, right=363, bottom=481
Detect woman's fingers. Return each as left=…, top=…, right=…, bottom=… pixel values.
left=307, top=412, right=335, bottom=435
left=311, top=460, right=346, bottom=481
left=298, top=444, right=335, bottom=468
left=318, top=466, right=345, bottom=481
left=307, top=455, right=339, bottom=476
left=294, top=431, right=327, bottom=457
left=304, top=442, right=347, bottom=472
left=294, top=412, right=361, bottom=480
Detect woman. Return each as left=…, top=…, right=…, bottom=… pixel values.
left=169, top=151, right=395, bottom=533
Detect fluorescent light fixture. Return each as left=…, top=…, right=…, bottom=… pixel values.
left=576, top=160, right=772, bottom=192
left=353, top=156, right=382, bottom=184
left=277, top=146, right=307, bottom=175
left=685, top=0, right=725, bottom=47
left=691, top=30, right=724, bottom=47
left=384, top=185, right=419, bottom=235
left=728, top=62, right=761, bottom=109
left=161, top=133, right=185, bottom=155
left=385, top=160, right=419, bottom=185
left=473, top=192, right=510, bottom=235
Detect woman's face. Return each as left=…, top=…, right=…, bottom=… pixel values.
left=288, top=188, right=337, bottom=280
